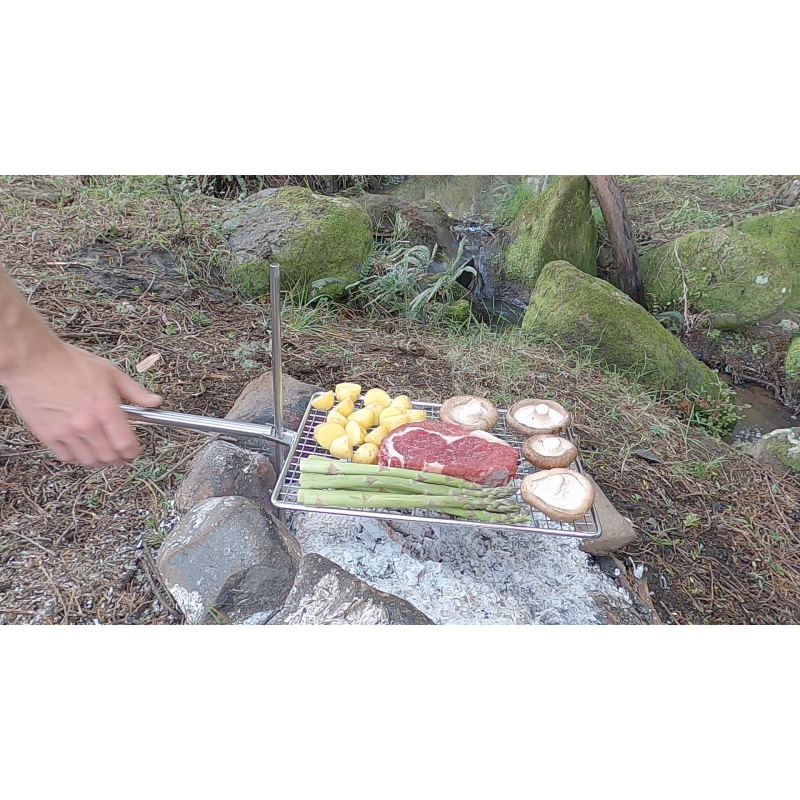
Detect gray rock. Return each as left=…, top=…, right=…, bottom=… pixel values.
left=221, top=186, right=373, bottom=294
left=6, top=176, right=74, bottom=205
left=157, top=496, right=301, bottom=624
left=580, top=478, right=638, bottom=556
left=268, top=553, right=434, bottom=625
left=175, top=440, right=277, bottom=513
left=226, top=371, right=321, bottom=469
left=746, top=427, right=800, bottom=473
left=355, top=194, right=461, bottom=260
left=775, top=178, right=800, bottom=208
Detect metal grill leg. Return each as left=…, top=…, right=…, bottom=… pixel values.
left=270, top=263, right=286, bottom=524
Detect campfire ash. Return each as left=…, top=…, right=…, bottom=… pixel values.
left=288, top=511, right=639, bottom=625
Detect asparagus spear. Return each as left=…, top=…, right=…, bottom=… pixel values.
left=436, top=507, right=531, bottom=525
left=299, top=472, right=518, bottom=500
left=297, top=488, right=524, bottom=514
left=300, top=457, right=517, bottom=496
left=297, top=489, right=528, bottom=524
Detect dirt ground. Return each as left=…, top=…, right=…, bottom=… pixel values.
left=2, top=175, right=800, bottom=625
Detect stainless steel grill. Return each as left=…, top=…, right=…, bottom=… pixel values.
left=272, top=394, right=602, bottom=539
left=123, top=263, right=602, bottom=539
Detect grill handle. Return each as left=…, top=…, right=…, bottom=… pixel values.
left=121, top=405, right=295, bottom=447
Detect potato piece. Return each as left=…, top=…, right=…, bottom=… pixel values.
left=364, top=425, right=388, bottom=446
left=405, top=409, right=427, bottom=422
left=348, top=408, right=374, bottom=428
left=314, top=423, right=346, bottom=450
left=326, top=409, right=350, bottom=426
left=382, top=412, right=414, bottom=433
left=364, top=388, right=392, bottom=409
left=353, top=443, right=379, bottom=465
left=329, top=434, right=353, bottom=460
left=379, top=406, right=403, bottom=425
left=390, top=394, right=412, bottom=411
left=365, top=402, right=385, bottom=423
left=345, top=419, right=367, bottom=447
left=311, top=391, right=335, bottom=411
left=335, top=382, right=362, bottom=403
left=332, top=397, right=355, bottom=418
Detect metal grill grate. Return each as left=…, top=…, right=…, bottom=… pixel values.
left=272, top=394, right=602, bottom=539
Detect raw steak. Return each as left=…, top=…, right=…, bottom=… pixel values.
left=379, top=420, right=518, bottom=486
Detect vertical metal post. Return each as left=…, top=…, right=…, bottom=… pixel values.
left=270, top=264, right=286, bottom=523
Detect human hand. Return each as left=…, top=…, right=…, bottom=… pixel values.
left=3, top=340, right=162, bottom=467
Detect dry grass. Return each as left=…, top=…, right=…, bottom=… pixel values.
left=2, top=175, right=800, bottom=625
left=617, top=175, right=793, bottom=245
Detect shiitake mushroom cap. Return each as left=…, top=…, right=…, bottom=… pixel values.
left=520, top=468, right=595, bottom=523
left=440, top=395, right=499, bottom=432
left=522, top=434, right=579, bottom=469
left=506, top=398, right=571, bottom=437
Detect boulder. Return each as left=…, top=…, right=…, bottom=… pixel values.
left=157, top=496, right=302, bottom=624
left=5, top=176, right=74, bottom=205
left=640, top=227, right=792, bottom=328
left=268, top=553, right=434, bottom=625
left=221, top=187, right=373, bottom=294
left=354, top=194, right=460, bottom=261
left=746, top=428, right=800, bottom=473
left=774, top=178, right=800, bottom=208
left=175, top=440, right=276, bottom=514
left=580, top=478, right=638, bottom=556
left=785, top=336, right=800, bottom=382
left=737, top=208, right=800, bottom=311
left=522, top=260, right=724, bottom=397
left=226, top=372, right=321, bottom=471
left=501, top=176, right=598, bottom=290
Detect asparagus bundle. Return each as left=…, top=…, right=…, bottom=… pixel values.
left=300, top=456, right=518, bottom=497
left=296, top=458, right=529, bottom=525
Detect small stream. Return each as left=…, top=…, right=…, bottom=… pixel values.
left=389, top=175, right=798, bottom=445
left=725, top=382, right=798, bottom=446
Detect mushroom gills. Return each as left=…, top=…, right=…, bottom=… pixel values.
left=531, top=474, right=582, bottom=509
left=452, top=398, right=490, bottom=425
left=521, top=433, right=578, bottom=468
left=520, top=468, right=595, bottom=523
left=514, top=403, right=566, bottom=428
left=506, top=398, right=571, bottom=437
left=439, top=395, right=499, bottom=432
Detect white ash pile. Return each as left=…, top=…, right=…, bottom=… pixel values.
left=288, top=511, right=640, bottom=625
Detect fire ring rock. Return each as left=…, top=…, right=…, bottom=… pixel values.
left=268, top=553, right=434, bottom=625
left=156, top=496, right=301, bottom=624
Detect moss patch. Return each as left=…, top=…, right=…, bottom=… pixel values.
left=785, top=335, right=800, bottom=381
left=738, top=208, right=800, bottom=311
left=503, top=176, right=597, bottom=289
left=522, top=260, right=724, bottom=398
left=639, top=227, right=791, bottom=329
left=443, top=298, right=472, bottom=322
left=224, top=187, right=373, bottom=295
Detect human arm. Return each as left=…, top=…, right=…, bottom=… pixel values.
left=0, top=265, right=162, bottom=466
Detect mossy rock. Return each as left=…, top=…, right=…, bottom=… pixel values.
left=503, top=176, right=597, bottom=289
left=747, top=427, right=800, bottom=473
left=785, top=335, right=800, bottom=381
left=737, top=208, right=800, bottom=311
left=442, top=298, right=472, bottom=322
left=221, top=187, right=373, bottom=295
left=639, top=227, right=792, bottom=329
left=522, top=260, right=724, bottom=398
